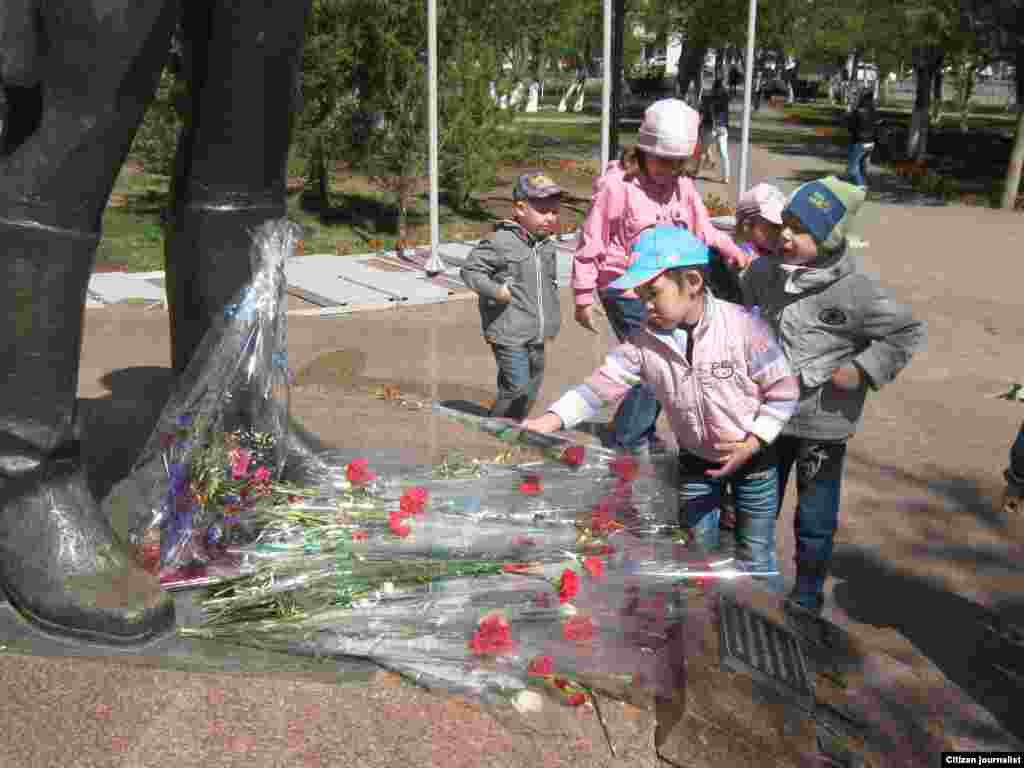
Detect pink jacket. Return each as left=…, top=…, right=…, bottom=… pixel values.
left=572, top=164, right=749, bottom=308
left=548, top=294, right=799, bottom=461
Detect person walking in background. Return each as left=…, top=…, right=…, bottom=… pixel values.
left=752, top=68, right=763, bottom=112
left=1002, top=423, right=1024, bottom=516
left=528, top=225, right=798, bottom=590
left=846, top=90, right=878, bottom=189
left=741, top=176, right=927, bottom=626
left=728, top=65, right=742, bottom=98
left=461, top=173, right=563, bottom=421
left=572, top=98, right=750, bottom=454
left=709, top=79, right=731, bottom=184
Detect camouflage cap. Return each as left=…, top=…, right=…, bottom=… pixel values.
left=513, top=172, right=562, bottom=202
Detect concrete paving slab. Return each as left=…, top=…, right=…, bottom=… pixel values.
left=285, top=256, right=397, bottom=309
left=88, top=273, right=167, bottom=305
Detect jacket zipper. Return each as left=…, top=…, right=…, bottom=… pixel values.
left=534, top=239, right=545, bottom=339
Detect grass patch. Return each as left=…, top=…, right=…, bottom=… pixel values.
left=96, top=118, right=605, bottom=271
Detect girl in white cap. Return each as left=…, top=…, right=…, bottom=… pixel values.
left=572, top=98, right=749, bottom=454
left=734, top=182, right=787, bottom=263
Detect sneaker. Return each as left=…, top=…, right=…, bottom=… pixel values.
left=784, top=598, right=840, bottom=650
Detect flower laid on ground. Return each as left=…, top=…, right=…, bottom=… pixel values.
left=518, top=474, right=543, bottom=495
left=469, top=611, right=517, bottom=656
left=558, top=569, right=580, bottom=604
left=148, top=420, right=326, bottom=578
left=559, top=446, right=585, bottom=467
left=345, top=458, right=377, bottom=485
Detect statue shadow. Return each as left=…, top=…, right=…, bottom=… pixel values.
left=830, top=546, right=1024, bottom=743
left=78, top=366, right=177, bottom=501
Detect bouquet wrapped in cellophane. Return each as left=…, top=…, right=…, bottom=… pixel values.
left=181, top=449, right=777, bottom=720
left=103, top=219, right=307, bottom=586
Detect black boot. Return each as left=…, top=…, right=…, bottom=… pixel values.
left=0, top=220, right=174, bottom=644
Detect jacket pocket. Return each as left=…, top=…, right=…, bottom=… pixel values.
left=818, top=380, right=865, bottom=424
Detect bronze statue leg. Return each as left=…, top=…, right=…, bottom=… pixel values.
left=166, top=0, right=312, bottom=374
left=0, top=0, right=179, bottom=643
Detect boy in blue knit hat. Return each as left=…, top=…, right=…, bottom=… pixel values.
left=742, top=176, right=927, bottom=627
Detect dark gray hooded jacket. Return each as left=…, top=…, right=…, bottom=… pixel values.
left=461, top=221, right=562, bottom=346
left=742, top=244, right=926, bottom=440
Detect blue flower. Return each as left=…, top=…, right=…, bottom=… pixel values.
left=175, top=414, right=193, bottom=429
left=272, top=350, right=289, bottom=372
left=168, top=463, right=189, bottom=498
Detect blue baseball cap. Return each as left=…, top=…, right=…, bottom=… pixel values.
left=609, top=225, right=709, bottom=291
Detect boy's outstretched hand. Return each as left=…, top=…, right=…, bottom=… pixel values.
left=521, top=412, right=563, bottom=434
left=830, top=364, right=864, bottom=391
left=706, top=435, right=763, bottom=478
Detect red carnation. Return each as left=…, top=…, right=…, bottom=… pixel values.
left=518, top=474, right=543, bottom=495
left=591, top=500, right=615, bottom=535
left=552, top=677, right=569, bottom=689
left=399, top=486, right=428, bottom=517
left=502, top=563, right=533, bottom=574
left=560, top=445, right=585, bottom=467
left=468, top=612, right=516, bottom=656
left=345, top=458, right=376, bottom=486
left=528, top=656, right=554, bottom=676
left=582, top=557, right=604, bottom=580
left=387, top=511, right=410, bottom=538
left=351, top=530, right=369, bottom=542
left=563, top=616, right=595, bottom=643
left=566, top=693, right=588, bottom=707
left=558, top=569, right=579, bottom=604
left=609, top=456, right=638, bottom=482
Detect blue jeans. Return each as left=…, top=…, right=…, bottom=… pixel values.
left=847, top=142, right=871, bottom=188
left=598, top=287, right=661, bottom=452
left=1006, top=421, right=1024, bottom=489
left=489, top=342, right=545, bottom=421
left=680, top=453, right=784, bottom=593
left=776, top=436, right=847, bottom=614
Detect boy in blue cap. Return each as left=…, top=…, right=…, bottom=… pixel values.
left=742, top=176, right=927, bottom=625
left=526, top=225, right=799, bottom=587
left=461, top=172, right=563, bottom=420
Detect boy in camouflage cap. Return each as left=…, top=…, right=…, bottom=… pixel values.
left=742, top=176, right=927, bottom=625
left=461, top=172, right=563, bottom=420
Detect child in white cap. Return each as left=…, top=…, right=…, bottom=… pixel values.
left=572, top=98, right=749, bottom=454
left=734, top=182, right=786, bottom=263
left=530, top=225, right=798, bottom=586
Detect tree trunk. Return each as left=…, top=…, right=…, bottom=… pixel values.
left=907, top=53, right=935, bottom=160
left=957, top=62, right=976, bottom=134
left=303, top=136, right=329, bottom=211
left=676, top=45, right=707, bottom=105
left=608, top=0, right=625, bottom=161
left=1001, top=107, right=1024, bottom=210
left=930, top=65, right=944, bottom=123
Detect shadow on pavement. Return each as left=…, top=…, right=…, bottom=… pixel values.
left=831, top=546, right=1024, bottom=743
left=79, top=365, right=177, bottom=501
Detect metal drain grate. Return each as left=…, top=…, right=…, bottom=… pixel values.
left=718, top=595, right=815, bottom=711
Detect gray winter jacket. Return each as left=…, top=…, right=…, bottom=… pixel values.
left=461, top=221, right=562, bottom=346
left=742, top=245, right=926, bottom=441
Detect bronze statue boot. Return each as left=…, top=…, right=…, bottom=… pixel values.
left=0, top=219, right=174, bottom=644
left=0, top=438, right=175, bottom=644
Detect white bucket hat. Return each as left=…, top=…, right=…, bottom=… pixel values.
left=636, top=99, right=700, bottom=159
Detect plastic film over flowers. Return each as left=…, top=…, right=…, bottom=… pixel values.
left=104, top=219, right=299, bottom=583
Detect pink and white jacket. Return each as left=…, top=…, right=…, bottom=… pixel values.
left=548, top=294, right=799, bottom=461
left=572, top=163, right=749, bottom=308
